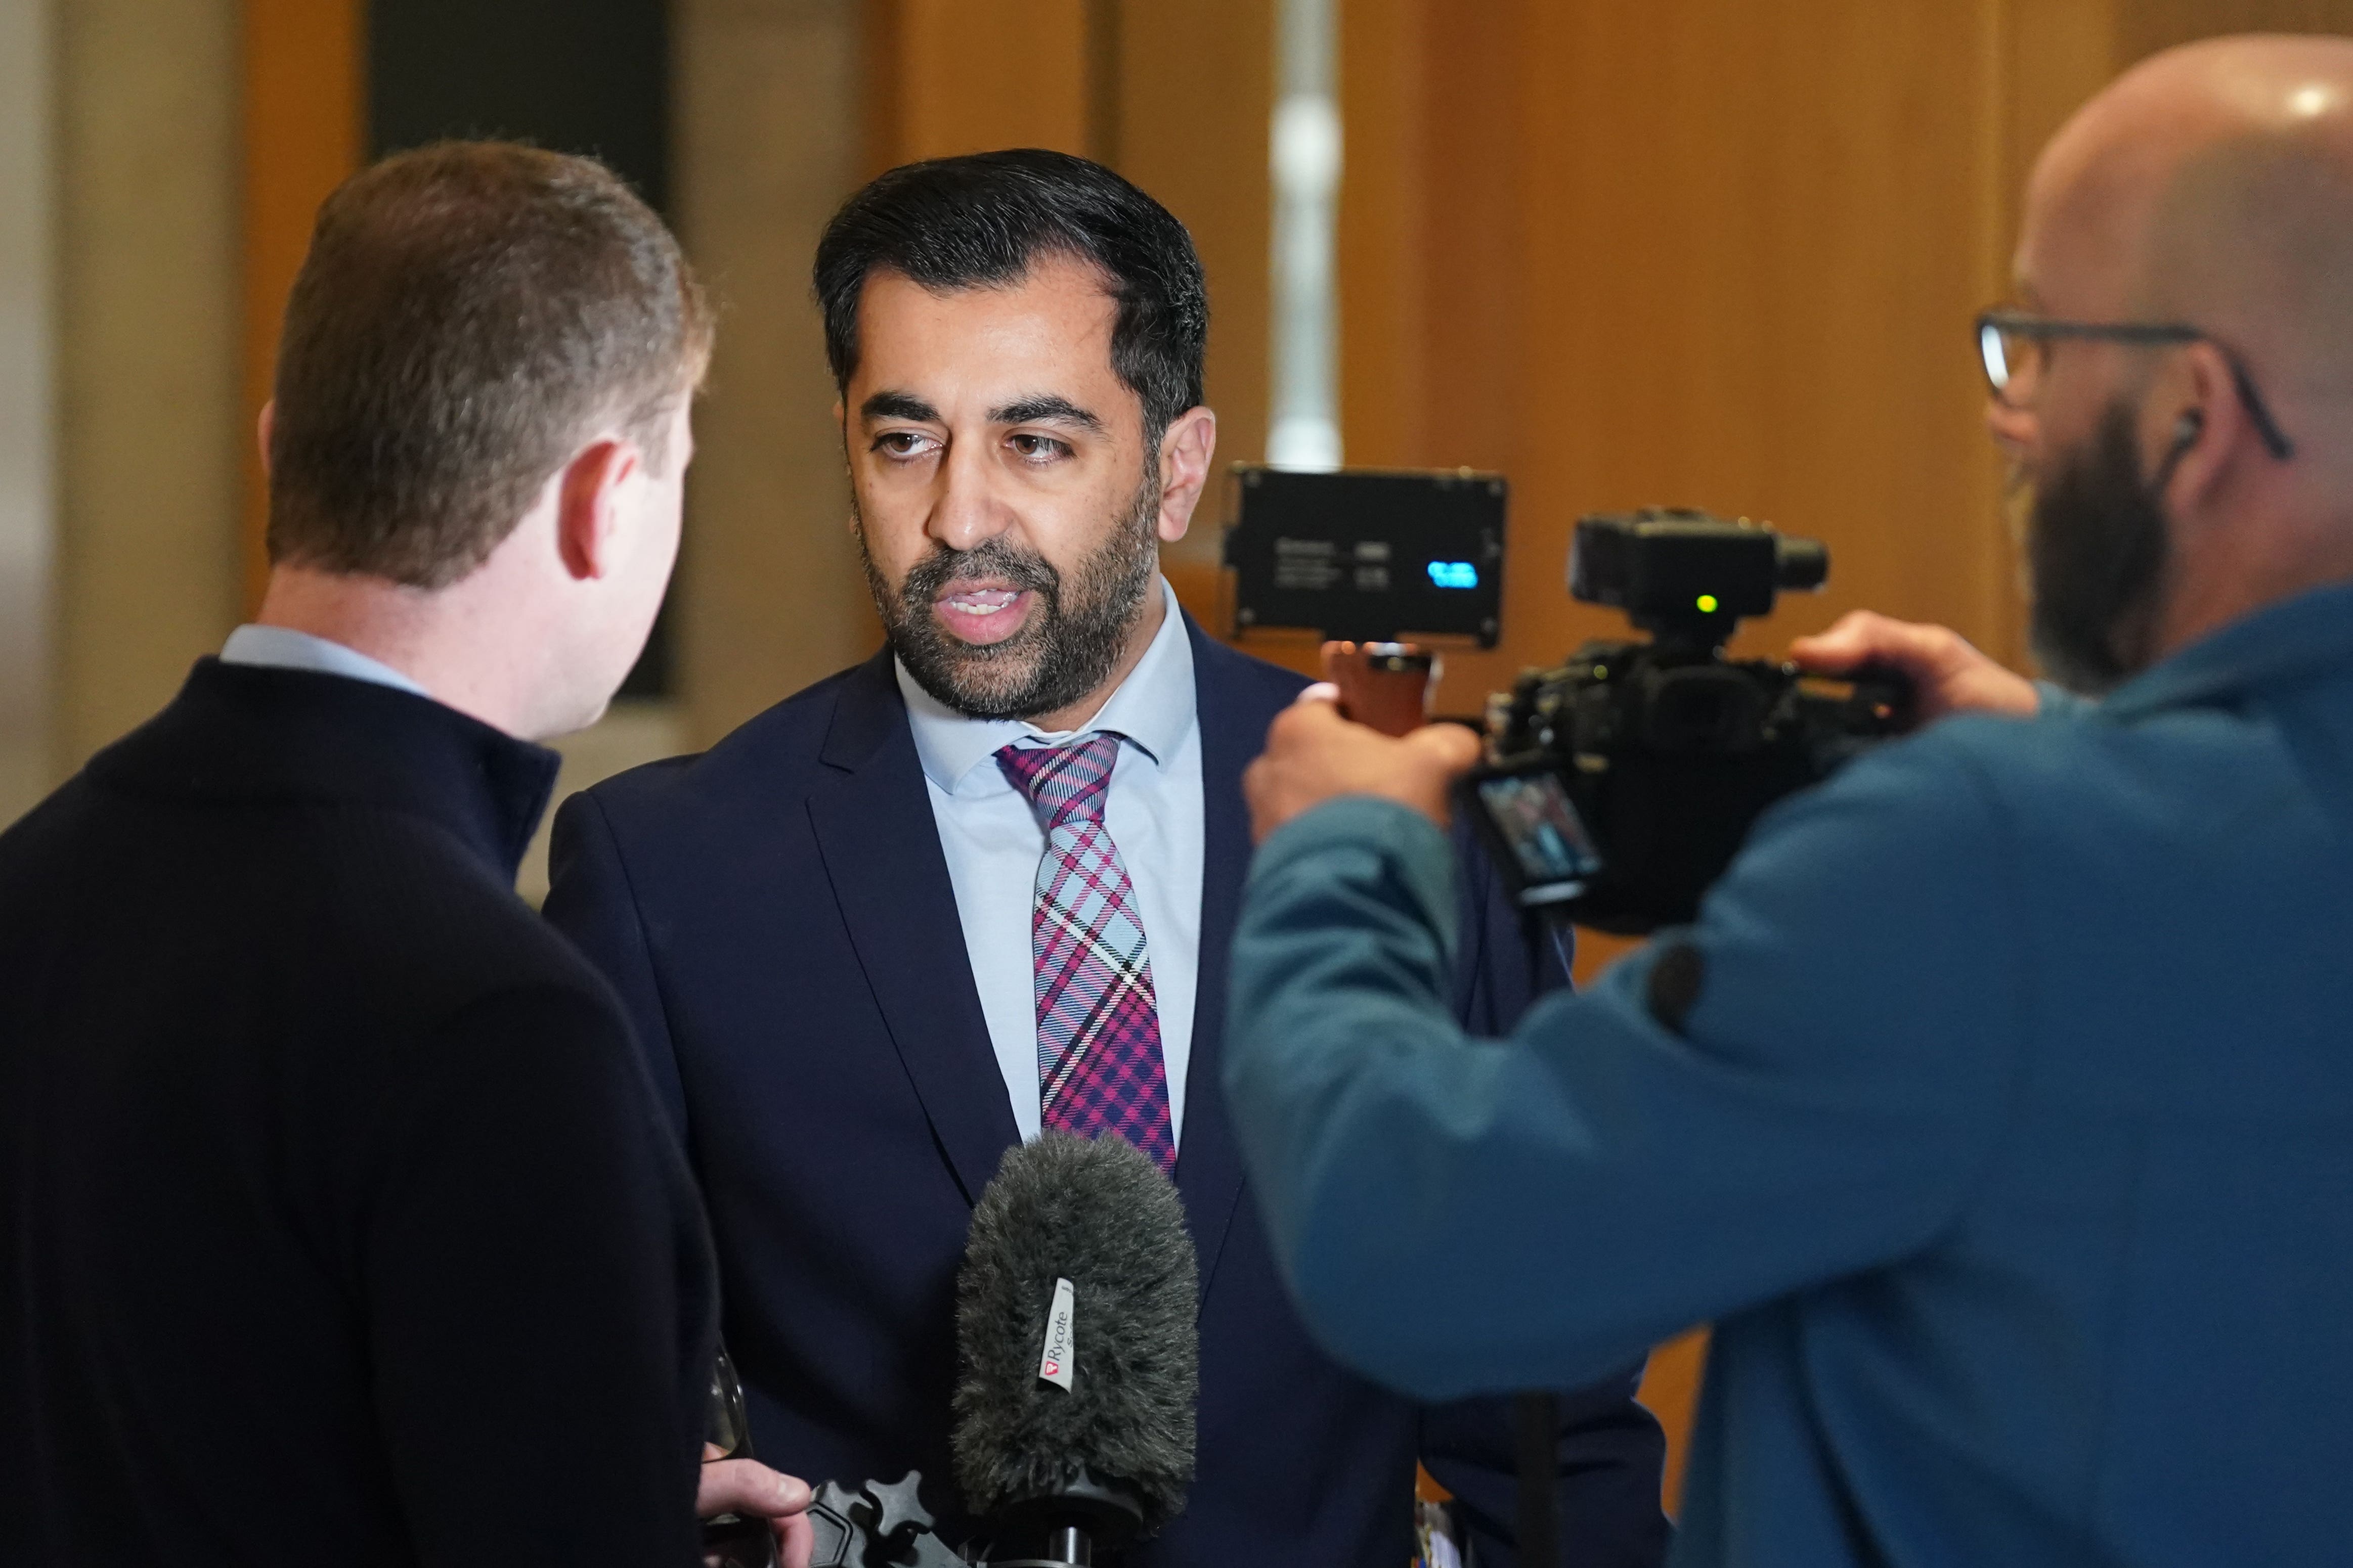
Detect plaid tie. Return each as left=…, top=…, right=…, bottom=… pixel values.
left=995, top=732, right=1175, bottom=1173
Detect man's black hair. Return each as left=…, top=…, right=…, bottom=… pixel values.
left=814, top=149, right=1209, bottom=445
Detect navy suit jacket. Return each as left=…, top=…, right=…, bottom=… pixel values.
left=545, top=617, right=1666, bottom=1566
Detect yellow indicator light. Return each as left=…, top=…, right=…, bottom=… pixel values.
left=1695, top=593, right=1719, bottom=613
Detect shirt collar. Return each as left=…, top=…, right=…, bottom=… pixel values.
left=91, top=659, right=560, bottom=882
left=896, top=577, right=1197, bottom=794
left=221, top=624, right=431, bottom=699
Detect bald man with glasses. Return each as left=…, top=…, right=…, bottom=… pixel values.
left=1224, top=33, right=2353, bottom=1568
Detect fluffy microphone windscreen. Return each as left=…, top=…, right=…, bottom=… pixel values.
left=952, top=1130, right=1198, bottom=1533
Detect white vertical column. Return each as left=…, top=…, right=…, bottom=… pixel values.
left=1267, top=0, right=1341, bottom=472
left=0, top=0, right=55, bottom=822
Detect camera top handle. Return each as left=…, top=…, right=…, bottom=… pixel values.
left=1569, top=508, right=1827, bottom=655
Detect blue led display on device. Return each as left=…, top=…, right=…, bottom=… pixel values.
left=1427, top=560, right=1479, bottom=590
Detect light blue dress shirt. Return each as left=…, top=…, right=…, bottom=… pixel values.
left=219, top=624, right=430, bottom=698
left=898, top=578, right=1204, bottom=1149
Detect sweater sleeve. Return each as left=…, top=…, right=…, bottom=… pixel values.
left=364, top=982, right=718, bottom=1567
left=1224, top=731, right=2030, bottom=1400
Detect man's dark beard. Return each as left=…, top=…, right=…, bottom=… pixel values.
left=2027, top=401, right=2172, bottom=694
left=859, top=470, right=1162, bottom=721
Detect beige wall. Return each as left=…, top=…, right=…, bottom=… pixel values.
left=0, top=0, right=54, bottom=823
left=674, top=0, right=877, bottom=748
left=52, top=0, right=242, bottom=773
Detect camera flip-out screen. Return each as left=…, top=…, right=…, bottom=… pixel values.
left=1224, top=467, right=1506, bottom=646
left=1475, top=769, right=1605, bottom=907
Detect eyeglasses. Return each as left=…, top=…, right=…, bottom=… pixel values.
left=1975, top=308, right=2295, bottom=461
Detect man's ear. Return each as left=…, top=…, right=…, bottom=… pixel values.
left=554, top=437, right=636, bottom=581
left=2157, top=342, right=2241, bottom=512
left=1154, top=406, right=1219, bottom=544
left=257, top=401, right=275, bottom=477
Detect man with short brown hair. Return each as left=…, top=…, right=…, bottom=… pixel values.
left=0, top=142, right=808, bottom=1565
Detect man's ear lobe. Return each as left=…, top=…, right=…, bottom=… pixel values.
left=257, top=401, right=276, bottom=477
left=1155, top=407, right=1219, bottom=545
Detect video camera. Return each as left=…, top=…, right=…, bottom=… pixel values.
left=1469, top=509, right=1908, bottom=931
left=1227, top=478, right=1909, bottom=935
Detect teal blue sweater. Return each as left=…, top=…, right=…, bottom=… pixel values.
left=1227, top=581, right=2353, bottom=1567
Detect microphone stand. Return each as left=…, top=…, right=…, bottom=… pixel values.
left=1514, top=1391, right=1559, bottom=1568
left=982, top=1471, right=1144, bottom=1567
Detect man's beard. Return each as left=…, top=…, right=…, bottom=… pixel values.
left=858, top=469, right=1162, bottom=721
left=2026, top=401, right=2171, bottom=694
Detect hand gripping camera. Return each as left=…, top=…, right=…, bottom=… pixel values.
left=1469, top=509, right=1910, bottom=933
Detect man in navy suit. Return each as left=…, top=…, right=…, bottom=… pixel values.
left=545, top=149, right=1665, bottom=1566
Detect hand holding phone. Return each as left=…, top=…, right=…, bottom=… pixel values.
left=1320, top=641, right=1439, bottom=738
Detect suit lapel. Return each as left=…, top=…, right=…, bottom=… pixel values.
left=805, top=651, right=1020, bottom=1206
left=1174, top=618, right=1299, bottom=1301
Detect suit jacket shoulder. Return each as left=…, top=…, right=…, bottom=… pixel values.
left=589, top=657, right=878, bottom=829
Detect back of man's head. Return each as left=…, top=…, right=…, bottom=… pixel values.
left=2129, top=42, right=2353, bottom=406
left=269, top=141, right=712, bottom=590
left=812, top=148, right=1208, bottom=448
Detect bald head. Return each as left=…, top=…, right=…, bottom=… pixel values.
left=2027, top=35, right=2353, bottom=396
left=2006, top=35, right=2353, bottom=682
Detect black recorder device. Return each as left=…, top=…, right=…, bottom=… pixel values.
left=1227, top=477, right=1910, bottom=936
left=1470, top=509, right=1909, bottom=933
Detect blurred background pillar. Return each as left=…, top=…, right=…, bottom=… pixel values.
left=241, top=0, right=361, bottom=617
left=674, top=0, right=872, bottom=750
left=52, top=0, right=243, bottom=774
left=0, top=0, right=54, bottom=824
left=1266, top=0, right=1342, bottom=472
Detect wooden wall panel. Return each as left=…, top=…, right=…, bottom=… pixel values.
left=2122, top=0, right=2353, bottom=58
left=239, top=0, right=362, bottom=614
left=1334, top=0, right=1427, bottom=472
left=1348, top=0, right=2025, bottom=725
left=1339, top=0, right=1527, bottom=481
left=1482, top=0, right=2015, bottom=713
left=1119, top=0, right=1275, bottom=616
left=863, top=0, right=1092, bottom=174
left=2004, top=0, right=2118, bottom=250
